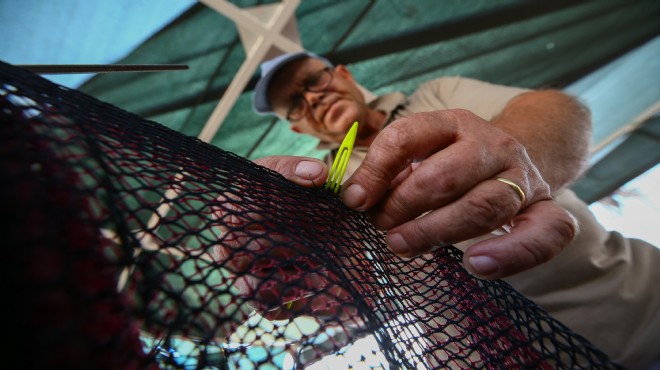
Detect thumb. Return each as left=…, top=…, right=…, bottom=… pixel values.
left=254, top=156, right=328, bottom=187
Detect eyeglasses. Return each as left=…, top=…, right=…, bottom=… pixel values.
left=286, top=67, right=333, bottom=121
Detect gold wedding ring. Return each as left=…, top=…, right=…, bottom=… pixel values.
left=495, top=177, right=526, bottom=204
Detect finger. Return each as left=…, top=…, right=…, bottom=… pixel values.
left=212, top=192, right=261, bottom=231
left=262, top=284, right=354, bottom=321
left=370, top=140, right=510, bottom=230
left=246, top=266, right=339, bottom=312
left=342, top=112, right=460, bottom=210
left=384, top=177, right=526, bottom=257
left=389, top=162, right=417, bottom=189
left=254, top=156, right=328, bottom=187
left=463, top=200, right=577, bottom=279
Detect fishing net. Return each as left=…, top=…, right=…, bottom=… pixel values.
left=1, top=61, right=620, bottom=369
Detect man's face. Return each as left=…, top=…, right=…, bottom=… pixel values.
left=267, top=58, right=368, bottom=143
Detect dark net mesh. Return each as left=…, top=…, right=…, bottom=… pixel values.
left=1, top=61, right=621, bottom=369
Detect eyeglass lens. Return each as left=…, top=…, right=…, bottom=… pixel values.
left=287, top=68, right=332, bottom=120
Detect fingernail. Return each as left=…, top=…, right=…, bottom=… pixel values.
left=295, top=160, right=323, bottom=179
left=468, top=256, right=499, bottom=276
left=342, top=183, right=367, bottom=209
left=387, top=233, right=410, bottom=256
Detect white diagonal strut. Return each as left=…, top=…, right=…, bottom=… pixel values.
left=134, top=1, right=304, bottom=258
left=196, top=0, right=303, bottom=143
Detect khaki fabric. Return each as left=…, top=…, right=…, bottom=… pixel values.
left=326, top=76, right=660, bottom=369
left=503, top=190, right=660, bottom=370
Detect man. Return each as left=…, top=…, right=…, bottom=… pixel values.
left=254, top=52, right=589, bottom=279
left=249, top=52, right=659, bottom=369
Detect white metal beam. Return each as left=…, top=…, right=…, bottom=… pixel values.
left=137, top=1, right=303, bottom=253
left=196, top=0, right=303, bottom=143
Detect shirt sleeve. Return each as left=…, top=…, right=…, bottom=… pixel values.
left=407, top=76, right=531, bottom=121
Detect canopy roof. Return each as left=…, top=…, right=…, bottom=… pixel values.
left=5, top=0, right=660, bottom=202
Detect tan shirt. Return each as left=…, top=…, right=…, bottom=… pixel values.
left=324, top=76, right=660, bottom=369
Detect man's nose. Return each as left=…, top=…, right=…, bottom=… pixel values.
left=303, top=90, right=324, bottom=109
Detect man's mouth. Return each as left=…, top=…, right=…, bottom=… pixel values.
left=318, top=97, right=340, bottom=122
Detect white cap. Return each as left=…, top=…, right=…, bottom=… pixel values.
left=252, top=51, right=333, bottom=115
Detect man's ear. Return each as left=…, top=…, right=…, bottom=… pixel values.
left=335, top=64, right=353, bottom=81
left=290, top=124, right=302, bottom=133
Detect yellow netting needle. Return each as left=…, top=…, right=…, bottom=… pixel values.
left=280, top=123, right=357, bottom=312
left=325, top=121, right=358, bottom=194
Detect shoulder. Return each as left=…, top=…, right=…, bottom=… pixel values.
left=408, top=76, right=531, bottom=120
left=414, top=76, right=529, bottom=99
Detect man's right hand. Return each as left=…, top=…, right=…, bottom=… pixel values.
left=340, top=109, right=578, bottom=280
left=253, top=156, right=329, bottom=187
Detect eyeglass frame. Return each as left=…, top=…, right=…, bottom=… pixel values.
left=286, top=67, right=334, bottom=121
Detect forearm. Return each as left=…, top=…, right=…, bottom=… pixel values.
left=491, top=90, right=591, bottom=192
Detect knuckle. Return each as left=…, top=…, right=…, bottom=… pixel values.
left=553, top=209, right=578, bottom=245
left=416, top=162, right=459, bottom=196
left=512, top=207, right=577, bottom=272
left=435, top=178, right=459, bottom=198
left=410, top=221, right=441, bottom=252
left=448, top=108, right=478, bottom=122
left=386, top=191, right=413, bottom=224
left=517, top=239, right=552, bottom=268
left=359, top=160, right=392, bottom=191
left=376, top=124, right=408, bottom=151
left=491, top=130, right=527, bottom=161
left=255, top=157, right=288, bottom=176
left=445, top=109, right=483, bottom=131
left=497, top=131, right=520, bottom=150
left=253, top=156, right=276, bottom=169
left=463, top=194, right=514, bottom=232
